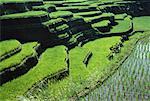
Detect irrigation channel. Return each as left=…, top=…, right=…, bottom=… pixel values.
left=81, top=36, right=150, bottom=101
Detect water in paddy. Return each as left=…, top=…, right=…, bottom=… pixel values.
left=82, top=36, right=150, bottom=101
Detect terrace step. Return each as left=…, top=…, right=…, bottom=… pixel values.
left=0, top=40, right=22, bottom=61
left=32, top=4, right=56, bottom=12
left=44, top=0, right=87, bottom=7
left=67, top=33, right=83, bottom=47
left=67, top=16, right=86, bottom=27
left=74, top=11, right=102, bottom=17
left=48, top=24, right=69, bottom=34
left=49, top=11, right=73, bottom=19
left=63, top=2, right=90, bottom=7
left=108, top=18, right=133, bottom=35
left=84, top=13, right=115, bottom=24
left=92, top=20, right=111, bottom=32
left=0, top=45, right=68, bottom=100
left=0, top=11, right=49, bottom=21
left=56, top=6, right=98, bottom=13
left=66, top=16, right=91, bottom=34
left=0, top=42, right=39, bottom=85
left=57, top=33, right=70, bottom=40
left=115, top=13, right=128, bottom=20
left=42, top=18, right=66, bottom=28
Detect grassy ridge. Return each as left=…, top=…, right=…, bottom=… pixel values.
left=42, top=18, right=65, bottom=27
left=49, top=11, right=73, bottom=19
left=0, top=0, right=42, bottom=3
left=0, top=40, right=21, bottom=59
left=133, top=16, right=150, bottom=31
left=0, top=45, right=67, bottom=100
left=92, top=20, right=111, bottom=28
left=110, top=18, right=132, bottom=33
left=33, top=37, right=121, bottom=100
left=115, top=13, right=128, bottom=20
left=0, top=42, right=38, bottom=71
left=74, top=11, right=102, bottom=17
left=0, top=11, right=48, bottom=20
left=84, top=13, right=114, bottom=23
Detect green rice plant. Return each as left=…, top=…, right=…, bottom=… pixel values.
left=56, top=24, right=69, bottom=32
left=115, top=13, right=128, bottom=20
left=133, top=16, right=150, bottom=31
left=0, top=39, right=21, bottom=60
left=43, top=0, right=86, bottom=5
left=65, top=0, right=86, bottom=2
left=0, top=11, right=48, bottom=20
left=32, top=4, right=55, bottom=9
left=84, top=13, right=114, bottom=23
left=56, top=6, right=89, bottom=11
left=0, top=0, right=25, bottom=3
left=110, top=19, right=132, bottom=33
left=0, top=45, right=67, bottom=100
left=42, top=18, right=65, bottom=27
left=82, top=32, right=150, bottom=100
left=0, top=42, right=39, bottom=71
left=58, top=33, right=69, bottom=39
left=56, top=5, right=96, bottom=12
left=56, top=6, right=79, bottom=11
left=74, top=11, right=102, bottom=17
left=97, top=3, right=122, bottom=10
left=29, top=37, right=121, bottom=100
left=49, top=11, right=73, bottom=19
left=63, top=2, right=90, bottom=6
left=68, top=33, right=83, bottom=45
left=44, top=1, right=65, bottom=5
left=92, top=20, right=111, bottom=28
left=32, top=4, right=56, bottom=12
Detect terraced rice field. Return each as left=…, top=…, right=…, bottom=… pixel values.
left=0, top=0, right=150, bottom=100
left=82, top=35, right=150, bottom=101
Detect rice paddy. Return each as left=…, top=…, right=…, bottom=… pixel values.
left=82, top=34, right=150, bottom=101
left=0, top=0, right=150, bottom=100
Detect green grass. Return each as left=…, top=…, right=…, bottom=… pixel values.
left=0, top=0, right=24, bottom=3
left=35, top=31, right=149, bottom=100
left=133, top=16, right=150, bottom=31
left=115, top=13, right=128, bottom=20
left=98, top=4, right=122, bottom=10
left=42, top=18, right=65, bottom=27
left=68, top=32, right=84, bottom=44
left=63, top=2, right=90, bottom=6
left=110, top=19, right=132, bottom=33
left=82, top=32, right=150, bottom=100
left=0, top=39, right=21, bottom=59
left=92, top=20, right=111, bottom=28
left=49, top=11, right=73, bottom=19
left=0, top=45, right=67, bottom=100
left=65, top=0, right=86, bottom=2
left=0, top=42, right=38, bottom=71
left=74, top=11, right=102, bottom=17
left=32, top=4, right=56, bottom=10
left=58, top=33, right=69, bottom=39
left=44, top=0, right=86, bottom=5
left=56, top=5, right=96, bottom=11
left=32, top=37, right=121, bottom=100
left=0, top=11, right=48, bottom=20
left=48, top=24, right=69, bottom=33
left=84, top=13, right=114, bottom=23
left=56, top=24, right=69, bottom=32
left=0, top=0, right=43, bottom=3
